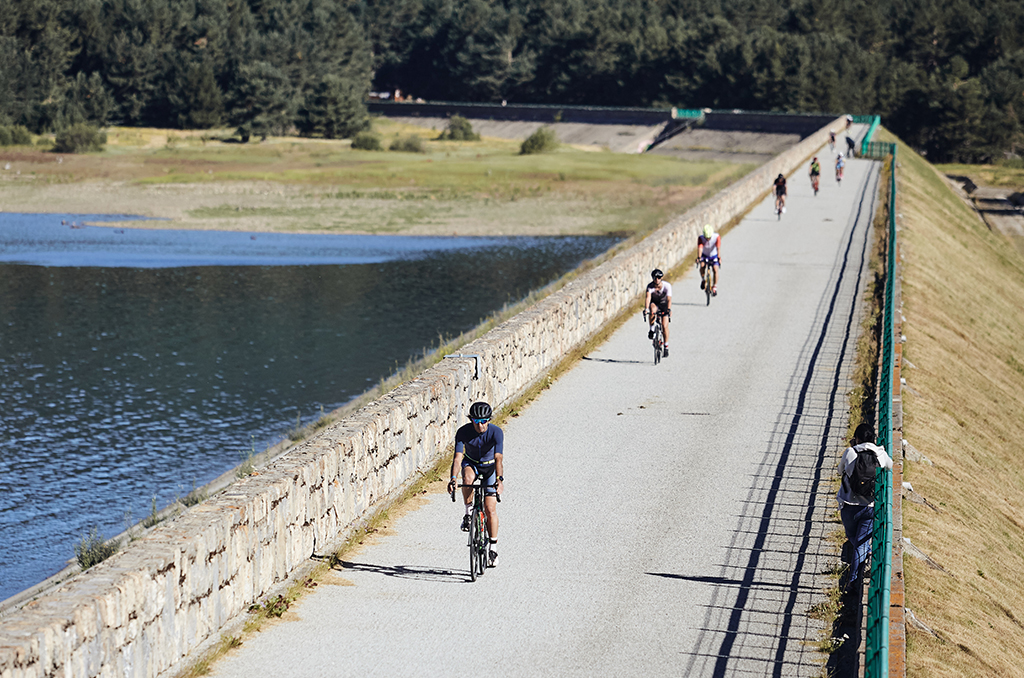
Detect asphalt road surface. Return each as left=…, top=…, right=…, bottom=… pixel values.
left=211, top=148, right=881, bottom=678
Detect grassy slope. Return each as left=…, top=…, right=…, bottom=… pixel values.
left=880, top=129, right=1024, bottom=676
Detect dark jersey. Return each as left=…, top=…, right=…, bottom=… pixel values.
left=455, top=423, right=503, bottom=466
left=774, top=177, right=787, bottom=195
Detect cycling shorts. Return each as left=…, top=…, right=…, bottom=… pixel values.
left=461, top=459, right=498, bottom=495
left=649, top=297, right=670, bottom=313
left=701, top=255, right=721, bottom=267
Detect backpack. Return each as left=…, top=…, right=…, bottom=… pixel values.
left=847, top=446, right=880, bottom=501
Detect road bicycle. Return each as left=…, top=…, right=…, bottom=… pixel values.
left=810, top=172, right=820, bottom=195
left=643, top=309, right=669, bottom=364
left=836, top=161, right=844, bottom=186
left=697, top=257, right=717, bottom=306
left=452, top=478, right=499, bottom=581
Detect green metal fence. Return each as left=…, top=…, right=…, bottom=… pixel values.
left=859, top=116, right=882, bottom=156
left=860, top=139, right=897, bottom=678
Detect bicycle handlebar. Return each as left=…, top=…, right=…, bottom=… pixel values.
left=452, top=481, right=501, bottom=502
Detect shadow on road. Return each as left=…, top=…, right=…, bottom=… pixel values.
left=337, top=560, right=466, bottom=584
left=580, top=356, right=646, bottom=365
left=646, top=572, right=818, bottom=593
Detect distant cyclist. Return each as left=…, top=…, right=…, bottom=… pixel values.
left=835, top=153, right=845, bottom=184
left=809, top=156, right=821, bottom=195
left=773, top=173, right=787, bottom=215
left=448, top=401, right=504, bottom=567
left=696, top=224, right=721, bottom=297
left=828, top=129, right=836, bottom=152
left=846, top=134, right=856, bottom=157
left=644, top=269, right=672, bottom=357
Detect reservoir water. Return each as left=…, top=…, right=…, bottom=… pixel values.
left=0, top=213, right=619, bottom=601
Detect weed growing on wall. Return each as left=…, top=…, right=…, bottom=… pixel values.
left=74, top=526, right=120, bottom=570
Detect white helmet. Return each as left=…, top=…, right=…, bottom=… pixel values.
left=838, top=152, right=844, bottom=158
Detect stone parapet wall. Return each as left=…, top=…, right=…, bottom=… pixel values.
left=0, top=116, right=845, bottom=678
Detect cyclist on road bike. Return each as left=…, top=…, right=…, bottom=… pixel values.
left=828, top=129, right=836, bottom=152
left=644, top=269, right=672, bottom=357
left=697, top=224, right=721, bottom=297
left=835, top=153, right=846, bottom=183
left=448, top=401, right=504, bottom=567
left=773, top=173, right=787, bottom=214
left=809, top=157, right=821, bottom=194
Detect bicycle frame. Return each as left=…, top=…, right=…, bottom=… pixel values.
left=452, top=478, right=499, bottom=581
left=698, top=257, right=716, bottom=306
left=644, top=308, right=669, bottom=364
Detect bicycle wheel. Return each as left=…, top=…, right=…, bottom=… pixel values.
left=653, top=327, right=662, bottom=365
left=469, top=505, right=481, bottom=581
left=475, top=509, right=488, bottom=576
left=704, top=269, right=712, bottom=306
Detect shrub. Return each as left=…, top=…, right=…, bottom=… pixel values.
left=389, top=134, right=425, bottom=153
left=520, top=127, right=558, bottom=155
left=53, top=123, right=106, bottom=153
left=0, top=125, right=32, bottom=146
left=74, top=526, right=120, bottom=570
left=351, top=131, right=382, bottom=151
left=10, top=125, right=31, bottom=145
left=438, top=115, right=479, bottom=141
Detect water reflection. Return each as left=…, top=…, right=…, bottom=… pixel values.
left=0, top=214, right=618, bottom=599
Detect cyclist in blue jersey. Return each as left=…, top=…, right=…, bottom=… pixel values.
left=644, top=269, right=672, bottom=357
left=448, top=401, right=504, bottom=567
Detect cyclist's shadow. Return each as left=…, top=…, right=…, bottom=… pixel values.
left=581, top=356, right=645, bottom=365
left=334, top=559, right=467, bottom=583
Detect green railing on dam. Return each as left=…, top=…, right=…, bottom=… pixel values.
left=860, top=139, right=898, bottom=678
left=858, top=116, right=882, bottom=156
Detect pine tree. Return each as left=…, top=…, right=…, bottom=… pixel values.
left=296, top=74, right=369, bottom=139
left=229, top=60, right=293, bottom=141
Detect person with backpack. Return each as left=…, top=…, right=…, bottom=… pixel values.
left=837, top=423, right=893, bottom=591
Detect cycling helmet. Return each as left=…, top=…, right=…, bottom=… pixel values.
left=703, top=224, right=713, bottom=239
left=468, top=401, right=492, bottom=421
left=651, top=268, right=663, bottom=279
left=777, top=173, right=784, bottom=180
left=838, top=152, right=844, bottom=158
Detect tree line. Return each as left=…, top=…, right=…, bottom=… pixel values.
left=1, top=0, right=1022, bottom=161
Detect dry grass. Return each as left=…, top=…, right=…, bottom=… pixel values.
left=0, top=119, right=754, bottom=238
left=934, top=162, right=1024, bottom=193
left=876, top=128, right=1024, bottom=676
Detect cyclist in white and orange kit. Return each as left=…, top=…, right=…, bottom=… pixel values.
left=697, top=224, right=721, bottom=296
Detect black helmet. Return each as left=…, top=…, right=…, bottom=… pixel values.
left=651, top=268, right=663, bottom=279
left=777, top=173, right=784, bottom=180
left=468, top=401, right=492, bottom=421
